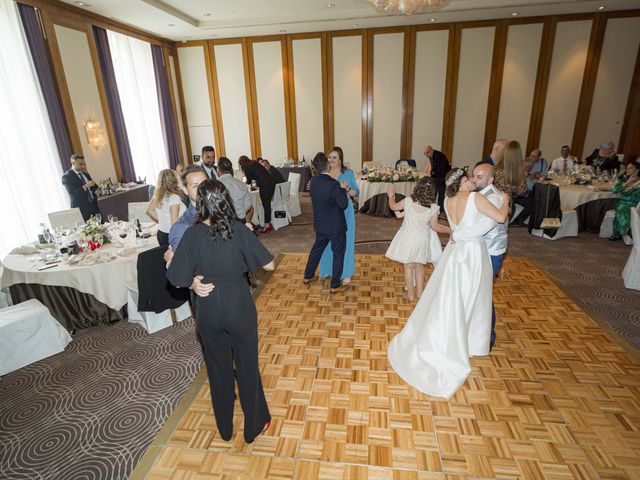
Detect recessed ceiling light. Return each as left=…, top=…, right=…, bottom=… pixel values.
left=168, top=23, right=175, bottom=27
left=352, top=23, right=359, bottom=28
left=327, top=3, right=335, bottom=7
left=75, top=1, right=90, bottom=6
left=430, top=18, right=436, bottom=22
left=598, top=5, right=605, bottom=10
left=279, top=29, right=286, bottom=33
left=511, top=12, right=518, bottom=16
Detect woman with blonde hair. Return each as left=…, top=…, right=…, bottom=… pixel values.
left=146, top=168, right=187, bottom=245
left=494, top=140, right=528, bottom=223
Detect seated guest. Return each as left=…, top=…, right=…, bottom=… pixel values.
left=239, top=155, right=276, bottom=234
left=146, top=169, right=186, bottom=246
left=217, top=156, right=254, bottom=227
left=527, top=149, right=548, bottom=179
left=551, top=145, right=575, bottom=174
left=61, top=154, right=101, bottom=221
left=585, top=142, right=620, bottom=173
left=258, top=158, right=286, bottom=184
left=609, top=160, right=640, bottom=241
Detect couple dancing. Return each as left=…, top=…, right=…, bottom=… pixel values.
left=388, top=165, right=510, bottom=400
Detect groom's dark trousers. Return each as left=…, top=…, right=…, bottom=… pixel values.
left=304, top=173, right=348, bottom=289
left=490, top=254, right=504, bottom=346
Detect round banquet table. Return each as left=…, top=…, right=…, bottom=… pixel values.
left=1, top=236, right=159, bottom=330
left=356, top=179, right=417, bottom=205
left=558, top=182, right=620, bottom=211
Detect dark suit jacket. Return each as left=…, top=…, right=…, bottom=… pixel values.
left=244, top=162, right=275, bottom=193
left=61, top=168, right=100, bottom=221
left=309, top=173, right=348, bottom=238
left=429, top=150, right=451, bottom=178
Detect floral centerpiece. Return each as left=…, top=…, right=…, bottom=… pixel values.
left=366, top=166, right=420, bottom=183
left=80, top=216, right=110, bottom=249
left=572, top=167, right=595, bottom=185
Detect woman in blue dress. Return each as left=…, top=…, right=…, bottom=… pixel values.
left=319, top=146, right=359, bottom=284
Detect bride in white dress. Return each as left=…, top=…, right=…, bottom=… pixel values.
left=387, top=168, right=510, bottom=399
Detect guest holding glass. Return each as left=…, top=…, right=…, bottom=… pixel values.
left=167, top=179, right=274, bottom=443
left=146, top=169, right=186, bottom=246
left=318, top=146, right=359, bottom=285
left=609, top=160, right=640, bottom=241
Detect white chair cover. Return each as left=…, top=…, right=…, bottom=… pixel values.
left=271, top=182, right=292, bottom=230
left=599, top=209, right=615, bottom=238
left=287, top=172, right=302, bottom=217
left=0, top=299, right=72, bottom=376
left=128, top=201, right=154, bottom=223
left=126, top=281, right=191, bottom=334
left=622, top=206, right=640, bottom=290
left=48, top=208, right=84, bottom=230
left=0, top=262, right=9, bottom=309
left=531, top=209, right=578, bottom=240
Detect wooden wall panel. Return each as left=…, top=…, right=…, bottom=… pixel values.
left=538, top=20, right=592, bottom=159
left=410, top=29, right=449, bottom=170
left=167, top=55, right=188, bottom=163
left=451, top=26, right=495, bottom=167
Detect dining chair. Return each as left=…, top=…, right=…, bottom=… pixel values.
left=127, top=201, right=154, bottom=223
left=622, top=205, right=640, bottom=290
left=271, top=182, right=292, bottom=230
left=287, top=172, right=302, bottom=217
left=48, top=208, right=84, bottom=230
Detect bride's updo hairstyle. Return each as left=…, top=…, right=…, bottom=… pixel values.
left=445, top=168, right=468, bottom=198
left=195, top=179, right=237, bottom=240
left=410, top=176, right=437, bottom=207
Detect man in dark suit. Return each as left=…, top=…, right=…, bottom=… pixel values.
left=303, top=152, right=349, bottom=294
left=424, top=145, right=451, bottom=210
left=197, top=145, right=218, bottom=179
left=61, top=154, right=101, bottom=221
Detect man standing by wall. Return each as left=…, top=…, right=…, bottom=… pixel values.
left=423, top=145, right=451, bottom=211
left=61, top=154, right=101, bottom=221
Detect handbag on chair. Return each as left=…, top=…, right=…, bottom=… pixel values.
left=540, top=184, right=561, bottom=229
left=274, top=184, right=287, bottom=218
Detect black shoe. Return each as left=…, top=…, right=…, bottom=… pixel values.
left=609, top=235, right=621, bottom=241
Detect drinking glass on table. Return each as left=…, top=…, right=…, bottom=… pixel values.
left=95, top=213, right=102, bottom=224
left=107, top=214, right=117, bottom=224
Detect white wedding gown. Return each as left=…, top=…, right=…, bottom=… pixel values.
left=387, top=192, right=496, bottom=399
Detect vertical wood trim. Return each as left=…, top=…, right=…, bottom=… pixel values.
left=571, top=14, right=608, bottom=159
left=401, top=26, right=416, bottom=159
left=281, top=36, right=298, bottom=162
left=441, top=24, right=461, bottom=161
left=526, top=17, right=557, bottom=155
left=204, top=42, right=225, bottom=158
left=40, top=11, right=84, bottom=155
left=362, top=30, right=374, bottom=165
left=483, top=20, right=508, bottom=157
left=84, top=24, right=123, bottom=180
left=162, top=46, right=186, bottom=164
left=618, top=40, right=640, bottom=160
left=172, top=47, right=195, bottom=163
left=322, top=32, right=334, bottom=152
left=242, top=38, right=260, bottom=158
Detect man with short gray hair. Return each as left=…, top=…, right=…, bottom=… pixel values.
left=217, top=157, right=254, bottom=227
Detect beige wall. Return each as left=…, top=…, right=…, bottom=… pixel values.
left=54, top=24, right=116, bottom=182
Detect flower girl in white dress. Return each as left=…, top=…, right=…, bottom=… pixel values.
left=385, top=177, right=451, bottom=301
left=388, top=168, right=510, bottom=399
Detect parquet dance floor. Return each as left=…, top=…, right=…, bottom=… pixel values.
left=136, top=254, right=640, bottom=479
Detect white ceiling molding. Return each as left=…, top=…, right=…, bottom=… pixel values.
left=139, top=0, right=199, bottom=27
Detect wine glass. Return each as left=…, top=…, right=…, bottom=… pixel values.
left=95, top=213, right=102, bottom=224
left=107, top=214, right=117, bottom=224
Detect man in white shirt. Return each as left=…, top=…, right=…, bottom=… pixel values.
left=198, top=145, right=218, bottom=180
left=217, top=157, right=254, bottom=227
left=551, top=145, right=575, bottom=174
left=454, top=163, right=507, bottom=351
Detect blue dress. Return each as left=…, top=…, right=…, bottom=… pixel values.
left=319, top=169, right=359, bottom=279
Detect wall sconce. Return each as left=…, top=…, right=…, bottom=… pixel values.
left=85, top=120, right=107, bottom=151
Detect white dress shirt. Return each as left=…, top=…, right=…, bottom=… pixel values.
left=551, top=156, right=574, bottom=174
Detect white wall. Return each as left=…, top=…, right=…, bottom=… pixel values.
left=253, top=41, right=288, bottom=163
left=538, top=20, right=592, bottom=158
left=497, top=23, right=543, bottom=146
left=333, top=35, right=362, bottom=167
left=584, top=17, right=640, bottom=156
left=452, top=27, right=495, bottom=167
left=176, top=46, right=216, bottom=162
left=372, top=32, right=404, bottom=166
left=411, top=29, right=449, bottom=170
left=54, top=24, right=116, bottom=182
left=292, top=38, right=324, bottom=162
left=215, top=43, right=252, bottom=165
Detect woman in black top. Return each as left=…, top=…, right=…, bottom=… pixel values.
left=239, top=155, right=276, bottom=233
left=167, top=179, right=274, bottom=443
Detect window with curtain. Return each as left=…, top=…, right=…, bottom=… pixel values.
left=106, top=29, right=169, bottom=185
left=0, top=0, right=68, bottom=257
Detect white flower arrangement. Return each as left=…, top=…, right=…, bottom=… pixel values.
left=366, top=166, right=420, bottom=183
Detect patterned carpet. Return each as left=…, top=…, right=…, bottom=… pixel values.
left=0, top=194, right=637, bottom=480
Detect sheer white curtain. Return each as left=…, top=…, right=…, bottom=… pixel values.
left=0, top=0, right=68, bottom=257
left=106, top=30, right=168, bottom=185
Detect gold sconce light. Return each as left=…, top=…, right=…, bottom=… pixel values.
left=85, top=120, right=107, bottom=151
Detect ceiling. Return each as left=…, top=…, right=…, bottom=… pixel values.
left=59, top=0, right=640, bottom=41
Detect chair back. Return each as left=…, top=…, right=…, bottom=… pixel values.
left=136, top=245, right=189, bottom=313
left=128, top=202, right=154, bottom=223
left=395, top=159, right=417, bottom=169
left=48, top=208, right=84, bottom=230
left=288, top=172, right=301, bottom=194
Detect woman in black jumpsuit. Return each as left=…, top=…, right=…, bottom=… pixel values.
left=167, top=179, right=274, bottom=443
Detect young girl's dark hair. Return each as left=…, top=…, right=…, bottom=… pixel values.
left=410, top=176, right=437, bottom=207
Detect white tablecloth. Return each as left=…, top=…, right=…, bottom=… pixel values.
left=357, top=180, right=417, bottom=205
left=1, top=237, right=159, bottom=311
left=558, top=183, right=620, bottom=211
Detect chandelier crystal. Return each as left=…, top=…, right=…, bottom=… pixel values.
left=369, top=0, right=448, bottom=15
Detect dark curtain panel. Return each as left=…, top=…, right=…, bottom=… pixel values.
left=151, top=45, right=181, bottom=169
left=92, top=26, right=136, bottom=182
left=18, top=3, right=74, bottom=171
